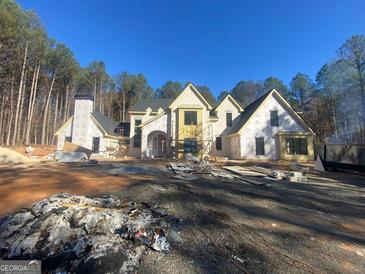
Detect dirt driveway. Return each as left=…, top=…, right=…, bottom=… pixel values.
left=1, top=160, right=365, bottom=273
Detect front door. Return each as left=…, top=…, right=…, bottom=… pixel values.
left=152, top=134, right=166, bottom=158
left=92, top=137, right=100, bottom=153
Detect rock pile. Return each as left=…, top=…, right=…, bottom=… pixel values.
left=0, top=193, right=173, bottom=273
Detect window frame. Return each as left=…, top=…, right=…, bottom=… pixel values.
left=286, top=138, right=308, bottom=155
left=133, top=119, right=142, bottom=148
left=92, top=137, right=100, bottom=153
left=184, top=111, right=197, bottom=125
left=270, top=110, right=279, bottom=127
left=215, top=137, right=222, bottom=151
left=184, top=138, right=198, bottom=154
left=226, top=112, right=233, bottom=127
left=255, top=137, right=265, bottom=156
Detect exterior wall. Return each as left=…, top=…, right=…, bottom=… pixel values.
left=239, top=94, right=307, bottom=160
left=169, top=86, right=212, bottom=158
left=71, top=99, right=94, bottom=149
left=88, top=119, right=106, bottom=153
left=278, top=134, right=314, bottom=161
left=229, top=135, right=241, bottom=159
left=176, top=108, right=203, bottom=158
left=56, top=117, right=106, bottom=153
left=212, top=98, right=241, bottom=157
left=141, top=113, right=168, bottom=158
left=56, top=120, right=72, bottom=150
left=129, top=112, right=158, bottom=157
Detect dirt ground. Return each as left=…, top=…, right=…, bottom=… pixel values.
left=0, top=160, right=365, bottom=273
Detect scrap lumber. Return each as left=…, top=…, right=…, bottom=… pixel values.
left=223, top=166, right=267, bottom=177
left=62, top=141, right=92, bottom=159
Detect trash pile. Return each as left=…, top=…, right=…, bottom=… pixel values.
left=169, top=154, right=213, bottom=180
left=0, top=193, right=177, bottom=273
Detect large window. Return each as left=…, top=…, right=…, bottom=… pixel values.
left=215, top=137, right=222, bottom=151
left=184, top=111, right=197, bottom=125
left=255, top=137, right=265, bottom=156
left=184, top=138, right=198, bottom=154
left=65, top=136, right=72, bottom=143
left=286, top=138, right=308, bottom=155
left=270, top=110, right=279, bottom=127
left=133, top=119, right=142, bottom=148
left=226, top=112, right=232, bottom=127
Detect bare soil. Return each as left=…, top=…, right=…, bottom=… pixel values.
left=0, top=160, right=365, bottom=273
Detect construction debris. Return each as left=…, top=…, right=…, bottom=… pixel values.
left=0, top=193, right=177, bottom=273
left=62, top=141, right=92, bottom=159
left=55, top=151, right=88, bottom=162
left=169, top=157, right=213, bottom=180
left=108, top=164, right=163, bottom=176
left=0, top=147, right=30, bottom=164
left=285, top=171, right=308, bottom=182
left=223, top=166, right=267, bottom=177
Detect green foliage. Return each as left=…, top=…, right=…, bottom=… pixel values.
left=217, top=90, right=230, bottom=102
left=230, top=80, right=263, bottom=107
left=194, top=85, right=217, bottom=106
left=154, top=81, right=182, bottom=98
left=289, top=73, right=315, bottom=111
left=263, top=77, right=290, bottom=98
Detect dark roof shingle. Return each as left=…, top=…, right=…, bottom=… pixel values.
left=230, top=91, right=271, bottom=134
left=92, top=111, right=125, bottom=137
left=129, top=98, right=174, bottom=112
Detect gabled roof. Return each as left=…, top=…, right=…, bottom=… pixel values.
left=91, top=111, right=124, bottom=137
left=230, top=89, right=315, bottom=136
left=230, top=92, right=271, bottom=134
left=211, top=94, right=244, bottom=114
left=129, top=98, right=174, bottom=113
left=168, top=83, right=212, bottom=110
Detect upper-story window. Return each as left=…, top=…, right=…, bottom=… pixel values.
left=184, top=111, right=197, bottom=125
left=270, top=110, right=279, bottom=127
left=226, top=112, right=232, bottom=127
left=133, top=119, right=142, bottom=147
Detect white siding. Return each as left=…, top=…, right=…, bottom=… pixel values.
left=88, top=119, right=106, bottom=153
left=239, top=94, right=306, bottom=159
left=141, top=113, right=168, bottom=158
left=56, top=120, right=72, bottom=150
left=212, top=97, right=241, bottom=157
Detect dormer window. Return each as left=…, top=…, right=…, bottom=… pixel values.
left=270, top=110, right=279, bottom=127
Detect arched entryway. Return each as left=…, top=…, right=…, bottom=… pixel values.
left=147, top=131, right=167, bottom=158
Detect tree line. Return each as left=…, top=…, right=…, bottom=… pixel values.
left=0, top=0, right=364, bottom=146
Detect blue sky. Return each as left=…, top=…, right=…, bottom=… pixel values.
left=18, top=0, right=365, bottom=96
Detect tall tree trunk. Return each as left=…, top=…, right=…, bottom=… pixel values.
left=25, top=63, right=40, bottom=144
left=12, top=42, right=28, bottom=145
left=41, top=72, right=56, bottom=145
left=359, top=78, right=365, bottom=142
left=51, top=93, right=59, bottom=145
left=93, top=77, right=97, bottom=110
left=0, top=94, right=5, bottom=144
left=122, top=90, right=126, bottom=122
left=17, top=72, right=27, bottom=144
left=99, top=76, right=103, bottom=113
left=6, top=74, right=15, bottom=146
left=63, top=84, right=69, bottom=123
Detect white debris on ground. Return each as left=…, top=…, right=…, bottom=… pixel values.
left=168, top=154, right=213, bottom=180
left=0, top=193, right=179, bottom=273
left=0, top=147, right=30, bottom=164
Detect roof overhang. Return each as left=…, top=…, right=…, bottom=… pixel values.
left=168, top=83, right=212, bottom=110
left=54, top=116, right=73, bottom=136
